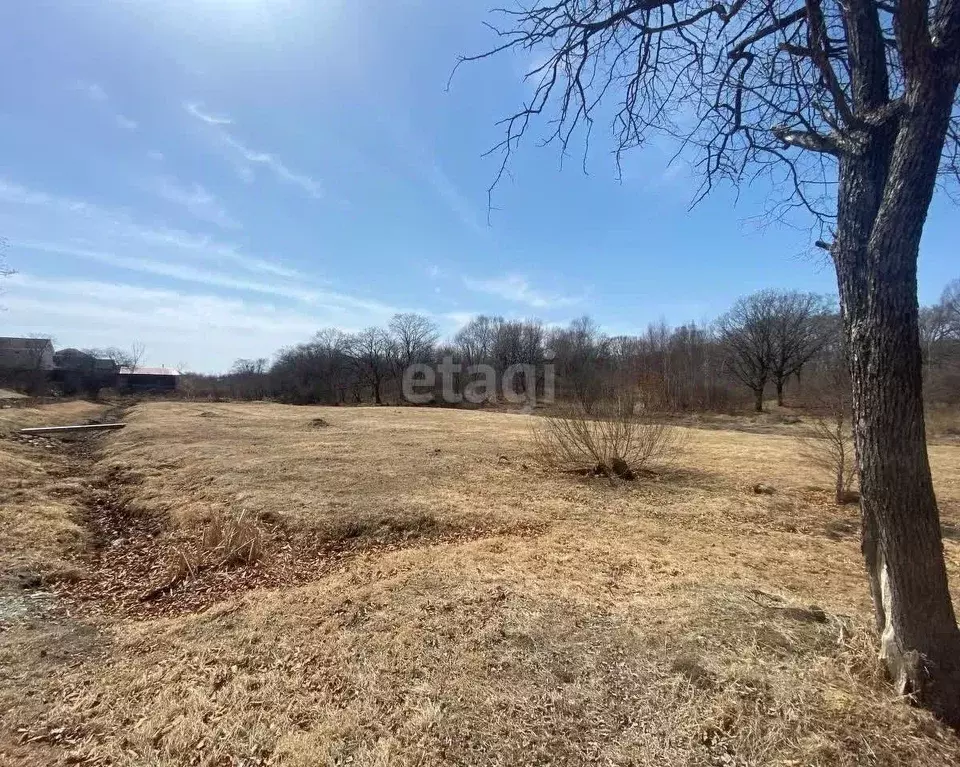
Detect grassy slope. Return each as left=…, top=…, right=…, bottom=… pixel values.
left=0, top=401, right=105, bottom=579
left=4, top=401, right=960, bottom=765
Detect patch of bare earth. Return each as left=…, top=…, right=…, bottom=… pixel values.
left=3, top=401, right=960, bottom=765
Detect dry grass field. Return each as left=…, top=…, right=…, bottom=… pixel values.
left=3, top=400, right=960, bottom=765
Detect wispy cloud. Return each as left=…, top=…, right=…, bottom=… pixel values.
left=463, top=274, right=581, bottom=309
left=75, top=81, right=140, bottom=132
left=150, top=176, right=239, bottom=229
left=441, top=311, right=477, bottom=330
left=184, top=102, right=325, bottom=200
left=0, top=177, right=417, bottom=369
left=381, top=116, right=484, bottom=232
left=21, top=240, right=400, bottom=316
left=221, top=134, right=324, bottom=199
left=76, top=81, right=108, bottom=102
left=0, top=177, right=291, bottom=278
left=0, top=274, right=335, bottom=373
left=21, top=241, right=319, bottom=302
left=421, top=158, right=483, bottom=233
left=184, top=102, right=233, bottom=126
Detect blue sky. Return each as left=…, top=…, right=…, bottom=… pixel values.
left=1, top=0, right=956, bottom=372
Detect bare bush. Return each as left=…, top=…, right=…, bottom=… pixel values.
left=533, top=394, right=682, bottom=479
left=796, top=356, right=858, bottom=505
left=797, top=408, right=858, bottom=505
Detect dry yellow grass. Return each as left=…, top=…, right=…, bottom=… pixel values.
left=0, top=400, right=105, bottom=578
left=3, top=401, right=960, bottom=765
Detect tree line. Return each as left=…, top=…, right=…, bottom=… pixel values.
left=182, top=280, right=960, bottom=411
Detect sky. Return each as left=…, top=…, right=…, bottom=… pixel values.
left=0, top=0, right=956, bottom=373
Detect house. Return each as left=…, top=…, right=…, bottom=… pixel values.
left=0, top=337, right=55, bottom=371
left=54, top=348, right=119, bottom=374
left=0, top=337, right=55, bottom=392
left=52, top=349, right=120, bottom=395
left=117, top=366, right=180, bottom=393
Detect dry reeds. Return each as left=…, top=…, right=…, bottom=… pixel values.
left=202, top=509, right=265, bottom=566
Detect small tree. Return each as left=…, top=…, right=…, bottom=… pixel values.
left=797, top=362, right=857, bottom=503
left=129, top=341, right=146, bottom=373
left=799, top=408, right=857, bottom=504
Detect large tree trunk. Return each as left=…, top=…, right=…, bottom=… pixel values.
left=841, top=268, right=960, bottom=721
left=753, top=385, right=764, bottom=412
left=834, top=70, right=960, bottom=724
left=775, top=378, right=785, bottom=407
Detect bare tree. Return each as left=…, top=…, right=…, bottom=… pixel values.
left=919, top=302, right=952, bottom=367
left=231, top=358, right=268, bottom=376
left=717, top=292, right=777, bottom=412
left=768, top=292, right=834, bottom=405
left=389, top=313, right=440, bottom=368
left=454, top=315, right=502, bottom=397
left=129, top=341, right=146, bottom=373
left=229, top=358, right=269, bottom=399
left=941, top=279, right=960, bottom=338
left=548, top=316, right=608, bottom=410
left=271, top=329, right=353, bottom=405
left=455, top=315, right=500, bottom=368
left=460, top=0, right=960, bottom=721
left=88, top=347, right=133, bottom=369
left=348, top=327, right=394, bottom=405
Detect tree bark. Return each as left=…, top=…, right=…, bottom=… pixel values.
left=775, top=378, right=785, bottom=407
left=834, top=68, right=960, bottom=724
left=753, top=387, right=764, bottom=412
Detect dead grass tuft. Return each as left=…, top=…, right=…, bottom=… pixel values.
left=201, top=510, right=265, bottom=567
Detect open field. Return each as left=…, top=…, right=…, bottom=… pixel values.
left=3, top=400, right=960, bottom=765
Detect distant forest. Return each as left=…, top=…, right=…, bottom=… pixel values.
left=182, top=282, right=960, bottom=412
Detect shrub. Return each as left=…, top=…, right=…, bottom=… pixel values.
left=797, top=409, right=858, bottom=504
left=532, top=393, right=682, bottom=479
